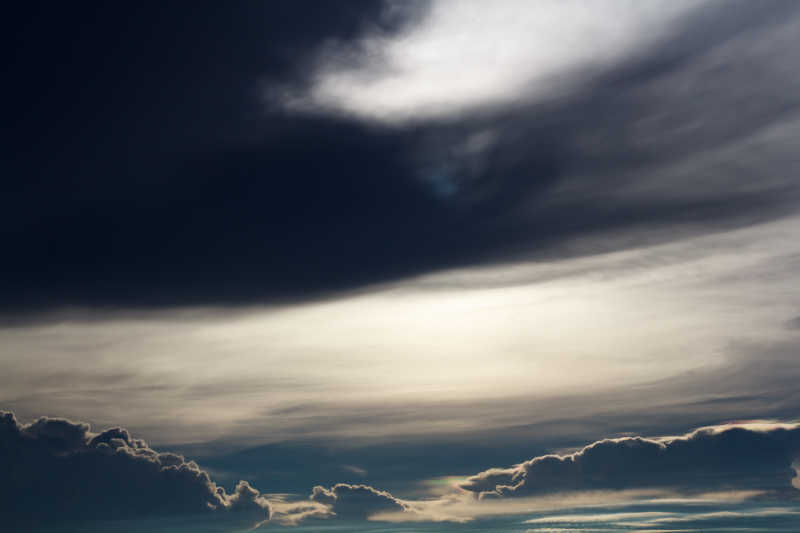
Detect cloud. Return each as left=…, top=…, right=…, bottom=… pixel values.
left=525, top=506, right=800, bottom=531
left=272, top=422, right=800, bottom=525
left=4, top=410, right=798, bottom=527
left=6, top=1, right=800, bottom=312
left=0, top=411, right=270, bottom=526
left=269, top=482, right=415, bottom=525
left=279, top=0, right=697, bottom=121
left=460, top=422, right=800, bottom=498
left=310, top=483, right=409, bottom=519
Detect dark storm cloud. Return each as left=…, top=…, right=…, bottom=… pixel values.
left=5, top=0, right=800, bottom=313
left=0, top=411, right=270, bottom=526
left=460, top=423, right=800, bottom=498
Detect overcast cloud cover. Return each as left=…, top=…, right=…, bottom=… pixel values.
left=4, top=0, right=800, bottom=531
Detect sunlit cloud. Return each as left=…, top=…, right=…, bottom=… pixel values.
left=7, top=0, right=800, bottom=531
left=276, top=0, right=697, bottom=122
left=3, top=215, right=800, bottom=444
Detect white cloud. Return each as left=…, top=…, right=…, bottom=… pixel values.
left=277, top=0, right=696, bottom=122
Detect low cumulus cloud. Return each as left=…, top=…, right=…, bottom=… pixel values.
left=460, top=422, right=800, bottom=498
left=4, top=411, right=799, bottom=527
left=275, top=422, right=800, bottom=524
left=310, top=483, right=409, bottom=518
left=0, top=411, right=270, bottom=526
left=256, top=483, right=414, bottom=525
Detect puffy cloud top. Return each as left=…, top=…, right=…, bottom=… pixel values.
left=460, top=423, right=800, bottom=498
left=0, top=411, right=270, bottom=525
left=4, top=410, right=799, bottom=527
left=310, top=483, right=408, bottom=519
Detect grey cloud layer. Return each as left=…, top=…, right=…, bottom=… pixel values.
left=0, top=412, right=270, bottom=526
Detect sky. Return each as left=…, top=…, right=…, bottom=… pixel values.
left=3, top=0, right=800, bottom=531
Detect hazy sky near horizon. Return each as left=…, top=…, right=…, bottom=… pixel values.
left=4, top=0, right=800, bottom=531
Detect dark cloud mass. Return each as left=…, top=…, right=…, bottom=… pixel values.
left=3, top=409, right=799, bottom=527
left=460, top=424, right=800, bottom=498
left=279, top=423, right=800, bottom=524
left=4, top=0, right=800, bottom=313
left=310, top=483, right=408, bottom=519
left=0, top=411, right=270, bottom=526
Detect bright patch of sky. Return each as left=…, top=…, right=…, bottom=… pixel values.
left=3, top=215, right=800, bottom=444
left=279, top=0, right=697, bottom=121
